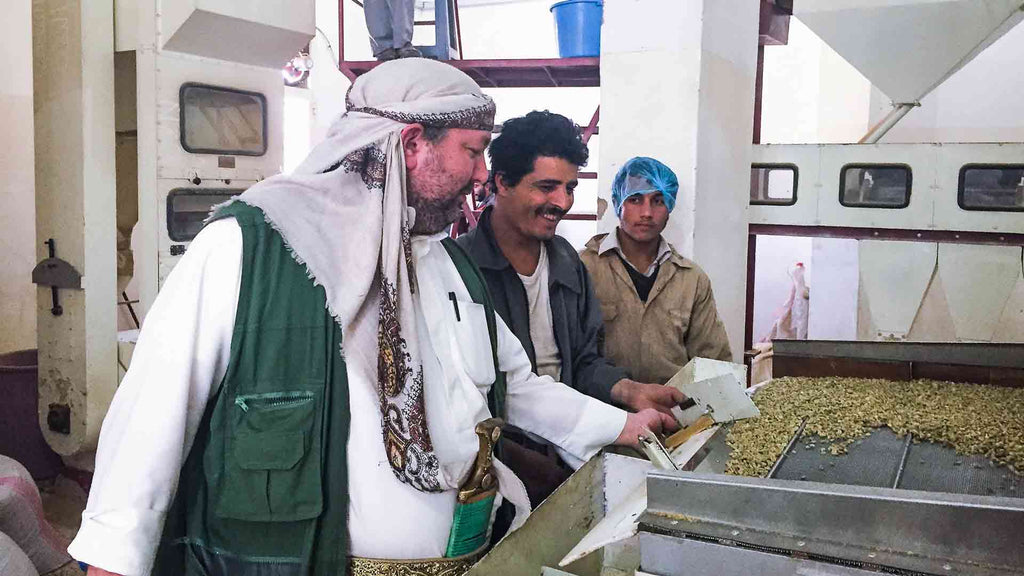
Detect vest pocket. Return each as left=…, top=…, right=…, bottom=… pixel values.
left=216, top=390, right=324, bottom=522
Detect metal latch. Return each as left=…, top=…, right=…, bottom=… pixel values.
left=31, top=239, right=82, bottom=316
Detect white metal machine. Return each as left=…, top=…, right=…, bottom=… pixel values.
left=746, top=0, right=1024, bottom=346
left=32, top=0, right=312, bottom=462
left=750, top=142, right=1024, bottom=342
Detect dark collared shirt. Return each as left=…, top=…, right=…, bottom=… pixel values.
left=457, top=207, right=628, bottom=404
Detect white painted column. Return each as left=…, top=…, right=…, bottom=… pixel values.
left=33, top=0, right=118, bottom=457
left=598, top=0, right=759, bottom=361
left=0, top=0, right=37, bottom=354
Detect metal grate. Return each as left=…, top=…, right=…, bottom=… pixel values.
left=898, top=440, right=1024, bottom=498
left=772, top=427, right=907, bottom=487
left=766, top=426, right=1023, bottom=498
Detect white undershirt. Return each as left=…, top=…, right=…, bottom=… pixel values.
left=68, top=219, right=626, bottom=575
left=517, top=245, right=562, bottom=382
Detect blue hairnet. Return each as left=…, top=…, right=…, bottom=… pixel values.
left=611, top=157, right=679, bottom=217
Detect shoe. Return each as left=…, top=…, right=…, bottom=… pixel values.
left=375, top=48, right=398, bottom=61
left=397, top=45, right=422, bottom=59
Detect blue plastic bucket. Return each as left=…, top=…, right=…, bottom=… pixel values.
left=550, top=0, right=603, bottom=58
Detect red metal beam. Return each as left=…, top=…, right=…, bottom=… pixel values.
left=453, top=0, right=464, bottom=58
left=749, top=224, right=1024, bottom=246
left=582, top=106, right=600, bottom=145
left=337, top=57, right=600, bottom=88
left=753, top=45, right=764, bottom=145
left=744, top=233, right=757, bottom=351
left=541, top=65, right=559, bottom=87
left=338, top=0, right=345, bottom=65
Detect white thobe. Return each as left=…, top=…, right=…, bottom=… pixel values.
left=68, top=219, right=626, bottom=575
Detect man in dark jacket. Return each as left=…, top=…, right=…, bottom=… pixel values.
left=457, top=111, right=682, bottom=505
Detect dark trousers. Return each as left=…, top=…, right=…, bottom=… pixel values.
left=489, top=432, right=573, bottom=546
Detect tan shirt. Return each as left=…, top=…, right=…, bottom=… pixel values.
left=581, top=232, right=733, bottom=384
left=599, top=229, right=672, bottom=277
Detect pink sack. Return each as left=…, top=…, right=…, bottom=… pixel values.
left=761, top=262, right=809, bottom=342
left=0, top=456, right=72, bottom=574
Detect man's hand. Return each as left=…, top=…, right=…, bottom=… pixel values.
left=611, top=378, right=686, bottom=427
left=88, top=567, right=122, bottom=576
left=613, top=408, right=678, bottom=449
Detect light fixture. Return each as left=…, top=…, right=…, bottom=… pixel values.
left=282, top=52, right=314, bottom=86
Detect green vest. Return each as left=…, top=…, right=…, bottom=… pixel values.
left=152, top=203, right=505, bottom=576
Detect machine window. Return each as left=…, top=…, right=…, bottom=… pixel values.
left=750, top=164, right=797, bottom=205
left=180, top=83, right=268, bottom=156
left=840, top=164, right=911, bottom=208
left=167, top=189, right=239, bottom=242
left=958, top=164, right=1024, bottom=211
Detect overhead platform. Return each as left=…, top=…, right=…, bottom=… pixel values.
left=339, top=57, right=600, bottom=88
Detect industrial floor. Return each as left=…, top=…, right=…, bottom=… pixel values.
left=37, top=474, right=88, bottom=576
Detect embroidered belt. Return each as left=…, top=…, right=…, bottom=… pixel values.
left=348, top=547, right=486, bottom=576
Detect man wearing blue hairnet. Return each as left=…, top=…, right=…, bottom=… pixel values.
left=581, top=157, right=732, bottom=384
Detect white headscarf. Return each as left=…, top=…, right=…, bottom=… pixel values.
left=228, top=58, right=495, bottom=493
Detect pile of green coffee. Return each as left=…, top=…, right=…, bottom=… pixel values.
left=725, top=377, right=1024, bottom=478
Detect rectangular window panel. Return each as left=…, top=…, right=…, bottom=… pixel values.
left=167, top=189, right=240, bottom=242
left=958, top=164, right=1024, bottom=212
left=840, top=164, right=911, bottom=208
left=750, top=164, right=797, bottom=205
left=180, top=83, right=267, bottom=156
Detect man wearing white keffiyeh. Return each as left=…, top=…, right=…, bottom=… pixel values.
left=70, top=59, right=668, bottom=576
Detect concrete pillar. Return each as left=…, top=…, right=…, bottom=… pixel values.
left=598, top=0, right=759, bottom=362
left=33, top=0, right=117, bottom=457
left=0, top=0, right=37, bottom=354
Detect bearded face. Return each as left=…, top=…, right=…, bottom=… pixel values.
left=405, top=128, right=490, bottom=235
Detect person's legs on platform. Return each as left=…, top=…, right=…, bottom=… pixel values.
left=364, top=0, right=397, bottom=60
left=391, top=0, right=420, bottom=58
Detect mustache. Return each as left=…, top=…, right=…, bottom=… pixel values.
left=537, top=205, right=566, bottom=219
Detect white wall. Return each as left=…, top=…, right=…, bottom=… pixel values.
left=283, top=86, right=314, bottom=172
left=0, top=0, right=36, bottom=354
left=760, top=19, right=872, bottom=145
left=752, top=19, right=874, bottom=345
left=752, top=236, right=812, bottom=342
left=598, top=0, right=758, bottom=362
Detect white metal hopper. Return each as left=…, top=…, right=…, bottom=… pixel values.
left=794, top=0, right=1024, bottom=104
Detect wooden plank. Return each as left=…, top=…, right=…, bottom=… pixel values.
left=772, top=355, right=913, bottom=381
